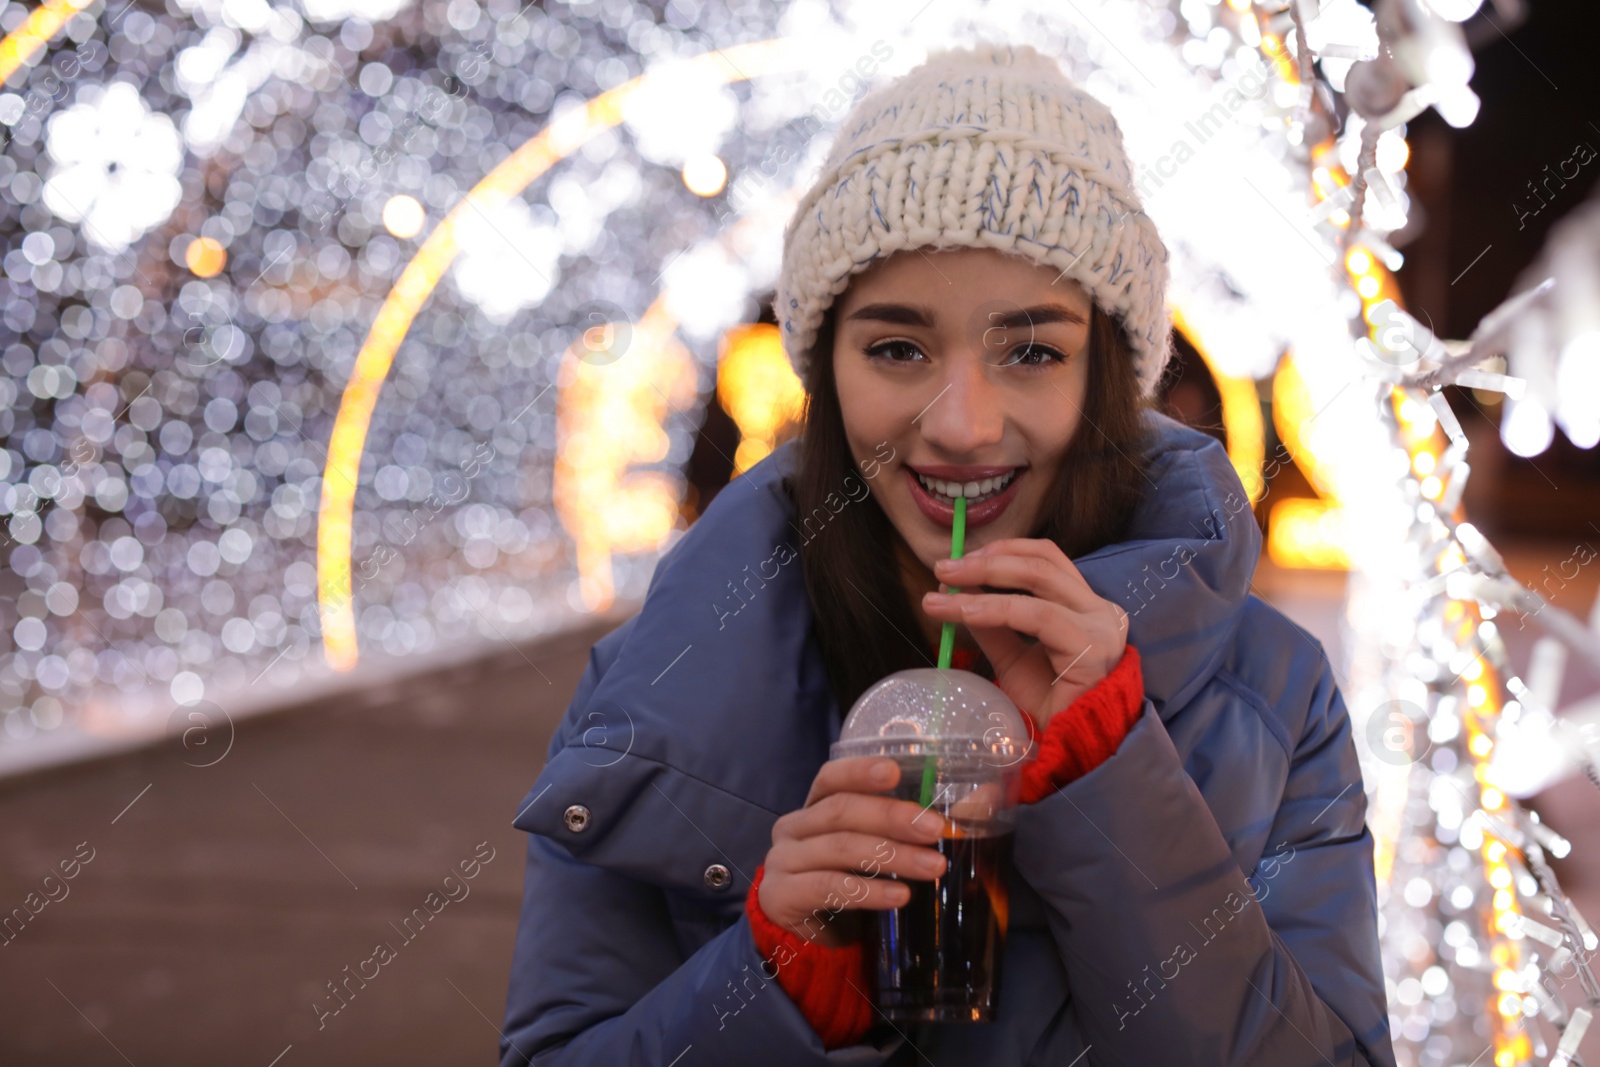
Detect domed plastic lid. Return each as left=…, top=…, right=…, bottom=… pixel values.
left=830, top=668, right=1031, bottom=765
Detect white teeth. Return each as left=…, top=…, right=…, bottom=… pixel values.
left=915, top=470, right=1017, bottom=503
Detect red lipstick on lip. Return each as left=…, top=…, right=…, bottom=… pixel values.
left=904, top=466, right=1025, bottom=529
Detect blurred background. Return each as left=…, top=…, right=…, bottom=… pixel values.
left=1, top=0, right=1598, bottom=1064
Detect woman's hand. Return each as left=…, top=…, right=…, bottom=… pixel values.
left=759, top=757, right=950, bottom=949
left=922, top=537, right=1129, bottom=730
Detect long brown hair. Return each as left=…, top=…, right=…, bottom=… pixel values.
left=783, top=302, right=1157, bottom=715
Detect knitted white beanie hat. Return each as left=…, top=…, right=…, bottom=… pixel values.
left=774, top=41, right=1173, bottom=398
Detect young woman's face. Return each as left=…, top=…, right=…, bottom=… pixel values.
left=832, top=247, right=1093, bottom=572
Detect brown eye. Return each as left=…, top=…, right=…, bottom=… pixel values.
left=863, top=340, right=926, bottom=364
left=996, top=343, right=1067, bottom=368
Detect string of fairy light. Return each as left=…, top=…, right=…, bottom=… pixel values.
left=1258, top=2, right=1600, bottom=1064
left=3, top=0, right=1600, bottom=1062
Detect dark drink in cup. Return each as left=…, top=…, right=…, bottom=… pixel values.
left=870, top=807, right=1014, bottom=1022
left=830, top=668, right=1031, bottom=1024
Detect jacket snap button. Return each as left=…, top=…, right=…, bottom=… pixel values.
left=563, top=804, right=591, bottom=832
left=703, top=863, right=731, bottom=890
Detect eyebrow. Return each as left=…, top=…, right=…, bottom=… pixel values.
left=842, top=302, right=1088, bottom=330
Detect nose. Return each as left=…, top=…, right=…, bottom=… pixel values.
left=917, top=350, right=1004, bottom=455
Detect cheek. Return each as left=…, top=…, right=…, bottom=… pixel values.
left=832, top=352, right=896, bottom=451
left=1034, top=359, right=1089, bottom=455
left=1010, top=380, right=1085, bottom=517
left=1025, top=412, right=1081, bottom=470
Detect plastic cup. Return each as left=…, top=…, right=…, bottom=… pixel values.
left=830, top=668, right=1031, bottom=1023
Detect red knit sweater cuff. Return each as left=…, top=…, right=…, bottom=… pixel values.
left=1017, top=643, right=1145, bottom=804
left=744, top=864, right=874, bottom=1049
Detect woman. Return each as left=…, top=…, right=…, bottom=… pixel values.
left=501, top=42, right=1395, bottom=1067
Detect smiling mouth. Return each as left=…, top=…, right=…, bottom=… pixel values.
left=912, top=469, right=1020, bottom=506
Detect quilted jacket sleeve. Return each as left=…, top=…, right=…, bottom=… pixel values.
left=499, top=629, right=900, bottom=1067
left=499, top=830, right=902, bottom=1067
left=1011, top=647, right=1397, bottom=1067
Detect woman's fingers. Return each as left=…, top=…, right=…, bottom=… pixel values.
left=780, top=787, right=948, bottom=846
left=758, top=758, right=958, bottom=939
left=784, top=870, right=921, bottom=921
left=961, top=616, right=1030, bottom=676
left=803, top=755, right=899, bottom=808
left=769, top=829, right=947, bottom=884
left=757, top=864, right=914, bottom=944
left=922, top=587, right=1110, bottom=711
left=927, top=586, right=1085, bottom=650
left=969, top=537, right=1076, bottom=566
left=935, top=540, right=1099, bottom=613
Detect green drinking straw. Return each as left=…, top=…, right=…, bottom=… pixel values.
left=921, top=493, right=966, bottom=808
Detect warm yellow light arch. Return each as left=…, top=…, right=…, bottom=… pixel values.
left=0, top=0, right=91, bottom=85
left=1167, top=308, right=1268, bottom=503
left=315, top=38, right=815, bottom=669
left=717, top=323, right=805, bottom=478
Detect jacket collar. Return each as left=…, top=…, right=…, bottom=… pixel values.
left=1065, top=408, right=1261, bottom=716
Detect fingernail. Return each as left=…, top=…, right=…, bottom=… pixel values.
left=935, top=558, right=957, bottom=571
left=872, top=761, right=896, bottom=785
left=924, top=592, right=950, bottom=605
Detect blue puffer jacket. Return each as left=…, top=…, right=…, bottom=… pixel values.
left=500, top=409, right=1397, bottom=1067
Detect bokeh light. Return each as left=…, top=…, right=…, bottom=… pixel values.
left=184, top=235, right=226, bottom=277
left=381, top=193, right=424, bottom=238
